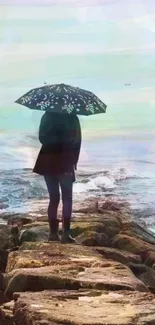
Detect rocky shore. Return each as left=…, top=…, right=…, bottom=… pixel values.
left=1, top=197, right=155, bottom=324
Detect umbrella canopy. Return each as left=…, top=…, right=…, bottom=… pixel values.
left=15, top=83, right=107, bottom=116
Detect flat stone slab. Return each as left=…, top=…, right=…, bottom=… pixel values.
left=12, top=289, right=155, bottom=325
left=4, top=243, right=147, bottom=296
left=4, top=260, right=147, bottom=297
left=6, top=242, right=103, bottom=272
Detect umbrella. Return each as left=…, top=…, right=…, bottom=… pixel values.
left=15, top=83, right=107, bottom=116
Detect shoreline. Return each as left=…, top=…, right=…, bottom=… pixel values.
left=0, top=193, right=154, bottom=229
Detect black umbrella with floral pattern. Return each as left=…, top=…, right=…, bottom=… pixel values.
left=15, top=83, right=107, bottom=116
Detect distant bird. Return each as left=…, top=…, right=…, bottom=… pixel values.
left=124, top=83, right=131, bottom=86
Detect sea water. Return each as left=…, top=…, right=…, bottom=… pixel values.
left=0, top=127, right=155, bottom=229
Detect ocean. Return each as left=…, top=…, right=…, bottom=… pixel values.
left=0, top=129, right=155, bottom=229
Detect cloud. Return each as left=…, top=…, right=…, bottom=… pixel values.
left=1, top=0, right=153, bottom=22
left=1, top=84, right=155, bottom=107
left=132, top=15, right=155, bottom=33
left=0, top=0, right=120, bottom=6
left=97, top=85, right=155, bottom=104
left=1, top=42, right=155, bottom=64
left=0, top=0, right=155, bottom=109
left=0, top=5, right=77, bottom=20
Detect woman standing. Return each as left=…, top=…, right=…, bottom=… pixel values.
left=33, top=112, right=81, bottom=243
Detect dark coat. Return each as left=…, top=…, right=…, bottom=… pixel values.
left=33, top=112, right=81, bottom=176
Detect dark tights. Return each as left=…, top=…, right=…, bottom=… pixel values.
left=44, top=174, right=73, bottom=222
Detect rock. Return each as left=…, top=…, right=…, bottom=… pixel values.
left=129, top=262, right=155, bottom=293
left=111, top=234, right=155, bottom=255
left=7, top=216, right=32, bottom=227
left=9, top=226, right=20, bottom=247
left=0, top=309, right=6, bottom=325
left=70, top=217, right=121, bottom=240
left=96, top=247, right=141, bottom=266
left=34, top=215, right=48, bottom=223
left=19, top=242, right=50, bottom=251
left=2, top=197, right=155, bottom=324
left=76, top=231, right=109, bottom=246
left=0, top=300, right=14, bottom=325
left=122, top=220, right=155, bottom=245
left=6, top=242, right=102, bottom=272
left=0, top=272, right=4, bottom=291
left=5, top=261, right=148, bottom=297
left=99, top=199, right=129, bottom=212
left=19, top=225, right=49, bottom=244
left=0, top=225, right=19, bottom=250
left=18, top=216, right=121, bottom=245
left=12, top=289, right=155, bottom=325
left=1, top=213, right=33, bottom=223
left=4, top=243, right=148, bottom=298
left=19, top=221, right=96, bottom=244
left=72, top=210, right=127, bottom=225
left=8, top=247, right=20, bottom=253
left=143, top=250, right=155, bottom=267
left=0, top=291, right=5, bottom=305
left=0, top=249, right=8, bottom=273
left=73, top=197, right=129, bottom=214
left=94, top=214, right=121, bottom=231
left=70, top=220, right=116, bottom=238
left=72, top=203, right=98, bottom=214
left=21, top=221, right=48, bottom=230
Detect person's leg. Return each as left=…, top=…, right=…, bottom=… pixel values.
left=44, top=175, right=60, bottom=241
left=59, top=172, right=76, bottom=243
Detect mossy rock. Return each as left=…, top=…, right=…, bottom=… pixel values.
left=111, top=234, right=155, bottom=255
left=19, top=242, right=49, bottom=251
left=0, top=225, right=19, bottom=250
left=71, top=221, right=120, bottom=239
left=19, top=226, right=49, bottom=244
left=76, top=231, right=109, bottom=247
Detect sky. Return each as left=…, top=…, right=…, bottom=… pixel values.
left=0, top=0, right=155, bottom=134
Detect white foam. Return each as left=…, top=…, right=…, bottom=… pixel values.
left=74, top=175, right=117, bottom=194
left=74, top=167, right=148, bottom=194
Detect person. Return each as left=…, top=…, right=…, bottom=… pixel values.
left=33, top=112, right=81, bottom=243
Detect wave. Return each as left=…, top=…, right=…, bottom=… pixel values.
left=74, top=168, right=149, bottom=194
left=0, top=165, right=152, bottom=214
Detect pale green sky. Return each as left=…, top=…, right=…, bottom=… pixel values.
left=0, top=0, right=155, bottom=134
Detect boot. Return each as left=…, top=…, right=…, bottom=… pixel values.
left=61, top=218, right=77, bottom=244
left=48, top=219, right=60, bottom=242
